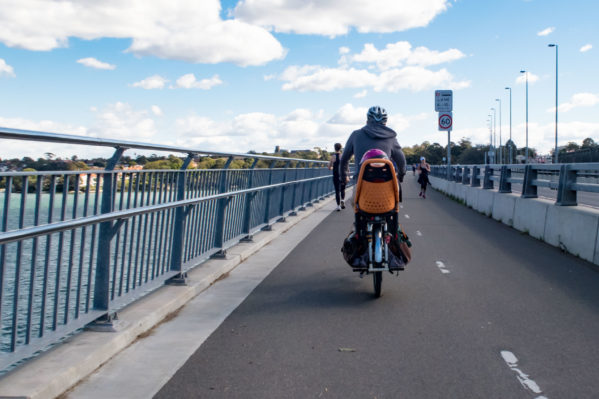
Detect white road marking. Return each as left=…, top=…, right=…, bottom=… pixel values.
left=436, top=261, right=450, bottom=274
left=500, top=351, right=547, bottom=397
left=416, top=230, right=422, bottom=236
left=404, top=214, right=410, bottom=219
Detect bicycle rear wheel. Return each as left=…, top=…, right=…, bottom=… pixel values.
left=373, top=271, right=382, bottom=297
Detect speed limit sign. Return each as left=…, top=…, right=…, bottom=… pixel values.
left=438, top=112, right=452, bottom=131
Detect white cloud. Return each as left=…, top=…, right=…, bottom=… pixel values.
left=88, top=102, right=158, bottom=141
left=151, top=105, right=163, bottom=116
left=131, top=75, right=169, bottom=90
left=76, top=57, right=116, bottom=70
left=516, top=72, right=539, bottom=84
left=0, top=0, right=286, bottom=66
left=277, top=64, right=470, bottom=93
left=276, top=41, right=469, bottom=93
left=537, top=27, right=555, bottom=36
left=548, top=93, right=599, bottom=113
left=172, top=74, right=223, bottom=90
left=234, top=0, right=451, bottom=37
left=354, top=90, right=368, bottom=98
left=280, top=66, right=377, bottom=92
left=351, top=41, right=465, bottom=70
left=580, top=44, right=593, bottom=52
left=0, top=58, right=15, bottom=77
left=327, top=104, right=368, bottom=125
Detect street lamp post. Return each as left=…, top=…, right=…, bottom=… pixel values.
left=548, top=43, right=558, bottom=164
left=487, top=116, right=493, bottom=164
left=520, top=70, right=529, bottom=163
left=491, top=107, right=496, bottom=163
left=496, top=98, right=502, bottom=164
left=505, top=87, right=512, bottom=163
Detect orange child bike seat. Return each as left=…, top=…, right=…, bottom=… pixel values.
left=354, top=158, right=399, bottom=214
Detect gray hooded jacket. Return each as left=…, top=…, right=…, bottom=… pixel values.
left=339, top=121, right=407, bottom=182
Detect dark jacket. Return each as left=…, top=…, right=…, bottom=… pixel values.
left=339, top=121, right=407, bottom=182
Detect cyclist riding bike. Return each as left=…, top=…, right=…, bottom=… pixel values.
left=339, top=107, right=410, bottom=296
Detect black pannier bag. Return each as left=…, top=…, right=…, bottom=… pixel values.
left=341, top=226, right=411, bottom=269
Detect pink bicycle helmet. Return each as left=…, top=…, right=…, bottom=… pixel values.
left=361, top=148, right=388, bottom=163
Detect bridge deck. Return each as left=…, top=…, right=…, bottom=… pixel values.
left=72, top=176, right=599, bottom=398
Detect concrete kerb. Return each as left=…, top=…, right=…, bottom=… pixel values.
left=544, top=204, right=599, bottom=263
left=0, top=194, right=338, bottom=399
left=513, top=196, right=552, bottom=240
left=491, top=192, right=517, bottom=226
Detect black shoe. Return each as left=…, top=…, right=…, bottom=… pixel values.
left=340, top=200, right=345, bottom=209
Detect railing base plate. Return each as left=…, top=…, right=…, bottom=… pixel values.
left=211, top=250, right=227, bottom=259
left=166, top=272, right=188, bottom=286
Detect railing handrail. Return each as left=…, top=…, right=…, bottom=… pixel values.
left=0, top=127, right=328, bottom=164
left=0, top=166, right=323, bottom=177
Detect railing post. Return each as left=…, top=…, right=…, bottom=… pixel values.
left=168, top=153, right=195, bottom=282
left=499, top=165, right=512, bottom=193
left=521, top=164, right=538, bottom=198
left=556, top=164, right=577, bottom=205
left=298, top=162, right=308, bottom=210
left=262, top=160, right=276, bottom=230
left=462, top=166, right=470, bottom=185
left=471, top=165, right=480, bottom=187
left=93, top=147, right=125, bottom=317
left=306, top=164, right=317, bottom=207
left=241, top=158, right=260, bottom=241
left=212, top=156, right=234, bottom=258
left=289, top=164, right=299, bottom=216
left=456, top=166, right=462, bottom=183
left=278, top=161, right=291, bottom=222
left=483, top=166, right=494, bottom=189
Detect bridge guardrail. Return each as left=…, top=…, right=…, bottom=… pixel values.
left=431, top=163, right=599, bottom=207
left=0, top=127, right=348, bottom=372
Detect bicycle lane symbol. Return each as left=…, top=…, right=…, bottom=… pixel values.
left=439, top=113, right=452, bottom=130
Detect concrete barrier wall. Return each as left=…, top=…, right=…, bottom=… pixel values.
left=429, top=176, right=599, bottom=265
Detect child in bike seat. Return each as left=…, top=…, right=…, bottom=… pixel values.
left=354, top=149, right=399, bottom=236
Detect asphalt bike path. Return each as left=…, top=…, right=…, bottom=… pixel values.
left=155, top=176, right=599, bottom=398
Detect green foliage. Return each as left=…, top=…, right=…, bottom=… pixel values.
left=143, top=155, right=184, bottom=170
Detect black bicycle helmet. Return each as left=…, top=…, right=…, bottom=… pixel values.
left=367, top=106, right=388, bottom=125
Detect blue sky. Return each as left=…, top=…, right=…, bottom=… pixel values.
left=0, top=0, right=598, bottom=159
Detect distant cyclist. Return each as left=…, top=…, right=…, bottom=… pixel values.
left=339, top=106, right=407, bottom=202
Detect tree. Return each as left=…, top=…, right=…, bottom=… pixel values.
left=582, top=138, right=596, bottom=148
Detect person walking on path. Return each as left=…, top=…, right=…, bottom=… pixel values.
left=417, top=156, right=431, bottom=198
left=329, top=143, right=346, bottom=211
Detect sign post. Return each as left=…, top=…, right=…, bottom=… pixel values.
left=436, top=90, right=453, bottom=180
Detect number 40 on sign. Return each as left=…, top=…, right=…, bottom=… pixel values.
left=438, top=112, right=452, bottom=131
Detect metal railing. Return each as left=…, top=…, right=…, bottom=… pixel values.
left=0, top=127, right=344, bottom=371
left=431, top=163, right=599, bottom=207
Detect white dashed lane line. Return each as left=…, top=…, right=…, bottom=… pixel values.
left=416, top=230, right=422, bottom=237
left=436, top=261, right=450, bottom=274
left=404, top=214, right=410, bottom=219
left=500, top=351, right=547, bottom=398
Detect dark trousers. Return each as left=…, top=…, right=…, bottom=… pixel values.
left=333, top=176, right=345, bottom=205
